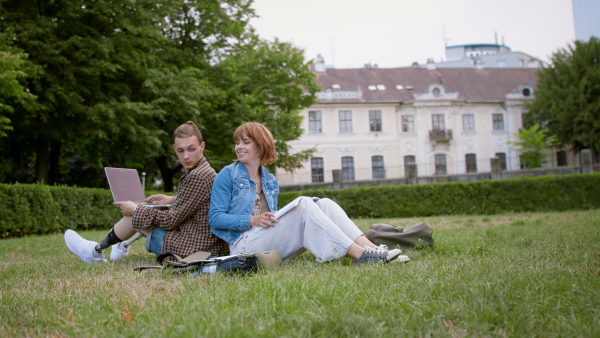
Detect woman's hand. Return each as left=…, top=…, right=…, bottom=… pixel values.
left=251, top=212, right=278, bottom=228
left=145, top=194, right=175, bottom=205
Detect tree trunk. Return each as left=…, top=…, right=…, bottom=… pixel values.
left=48, top=140, right=61, bottom=185
left=35, top=138, right=50, bottom=184
left=155, top=156, right=181, bottom=192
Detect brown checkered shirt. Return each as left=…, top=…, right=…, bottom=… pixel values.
left=132, top=157, right=229, bottom=257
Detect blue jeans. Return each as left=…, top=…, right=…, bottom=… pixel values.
left=146, top=228, right=167, bottom=255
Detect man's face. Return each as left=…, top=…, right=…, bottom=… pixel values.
left=173, top=136, right=205, bottom=172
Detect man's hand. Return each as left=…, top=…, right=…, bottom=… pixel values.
left=114, top=201, right=136, bottom=217
left=145, top=194, right=175, bottom=205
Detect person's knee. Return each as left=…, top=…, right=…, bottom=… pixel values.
left=316, top=198, right=335, bottom=209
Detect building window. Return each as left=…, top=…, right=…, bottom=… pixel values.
left=432, top=114, right=445, bottom=131
left=311, top=157, right=324, bottom=183
left=369, top=110, right=382, bottom=132
left=496, top=152, right=507, bottom=170
left=342, top=156, right=355, bottom=181
left=496, top=60, right=507, bottom=68
left=557, top=151, right=567, bottom=167
left=435, top=154, right=447, bottom=175
left=402, top=115, right=414, bottom=132
left=404, top=155, right=417, bottom=178
left=492, top=114, right=504, bottom=130
left=463, top=114, right=475, bottom=131
left=339, top=110, right=352, bottom=133
left=465, top=154, right=477, bottom=173
left=309, top=111, right=322, bottom=133
left=372, top=156, right=385, bottom=179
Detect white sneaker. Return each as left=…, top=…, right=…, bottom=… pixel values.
left=393, top=255, right=411, bottom=263
left=376, top=244, right=403, bottom=261
left=64, top=229, right=107, bottom=263
left=110, top=242, right=130, bottom=261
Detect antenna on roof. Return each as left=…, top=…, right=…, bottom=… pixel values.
left=442, top=24, right=450, bottom=46
left=330, top=38, right=335, bottom=68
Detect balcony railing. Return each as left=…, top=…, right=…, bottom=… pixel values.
left=429, top=129, right=453, bottom=142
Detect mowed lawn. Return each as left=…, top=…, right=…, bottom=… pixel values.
left=1, top=209, right=599, bottom=337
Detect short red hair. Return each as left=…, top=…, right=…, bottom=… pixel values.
left=233, top=122, right=278, bottom=165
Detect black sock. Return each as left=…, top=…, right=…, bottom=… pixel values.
left=97, top=228, right=123, bottom=251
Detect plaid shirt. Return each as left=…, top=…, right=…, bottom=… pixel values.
left=132, top=157, right=229, bottom=257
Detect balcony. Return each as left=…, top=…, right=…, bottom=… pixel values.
left=429, top=129, right=453, bottom=142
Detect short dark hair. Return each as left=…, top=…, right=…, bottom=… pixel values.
left=173, top=121, right=203, bottom=143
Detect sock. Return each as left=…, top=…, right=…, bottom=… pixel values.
left=96, top=228, right=123, bottom=251
left=201, top=265, right=217, bottom=275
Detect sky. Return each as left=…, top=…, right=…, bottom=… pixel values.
left=249, top=0, right=576, bottom=69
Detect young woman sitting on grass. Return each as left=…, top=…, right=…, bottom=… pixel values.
left=209, top=121, right=409, bottom=265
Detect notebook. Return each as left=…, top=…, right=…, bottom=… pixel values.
left=105, top=167, right=172, bottom=208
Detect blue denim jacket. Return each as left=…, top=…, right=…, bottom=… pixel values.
left=209, top=162, right=279, bottom=244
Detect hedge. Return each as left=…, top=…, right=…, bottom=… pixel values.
left=278, top=173, right=600, bottom=218
left=2, top=173, right=599, bottom=237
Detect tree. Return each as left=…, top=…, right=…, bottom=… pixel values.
left=205, top=38, right=320, bottom=172
left=0, top=0, right=320, bottom=190
left=525, top=37, right=600, bottom=153
left=508, top=123, right=558, bottom=168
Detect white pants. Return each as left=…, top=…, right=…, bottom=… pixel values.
left=230, top=198, right=364, bottom=262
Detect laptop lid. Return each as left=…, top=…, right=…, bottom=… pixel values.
left=105, top=167, right=146, bottom=204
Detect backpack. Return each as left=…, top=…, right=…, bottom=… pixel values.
left=134, top=250, right=282, bottom=276
left=364, top=223, right=434, bottom=250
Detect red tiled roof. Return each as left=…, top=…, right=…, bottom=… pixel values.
left=315, top=67, right=540, bottom=103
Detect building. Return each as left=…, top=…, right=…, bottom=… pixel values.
left=572, top=0, right=600, bottom=41
left=276, top=57, right=575, bottom=187
left=418, top=43, right=543, bottom=69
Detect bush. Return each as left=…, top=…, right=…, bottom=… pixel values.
left=279, top=173, right=600, bottom=218
left=2, top=173, right=599, bottom=237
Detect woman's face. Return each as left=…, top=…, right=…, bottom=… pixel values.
left=235, top=133, right=261, bottom=165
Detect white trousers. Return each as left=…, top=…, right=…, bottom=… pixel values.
left=230, top=198, right=364, bottom=262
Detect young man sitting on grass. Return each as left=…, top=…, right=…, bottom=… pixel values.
left=64, top=121, right=229, bottom=263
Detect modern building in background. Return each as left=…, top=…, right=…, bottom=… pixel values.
left=418, top=43, right=543, bottom=69
left=572, top=0, right=600, bottom=41
left=276, top=56, right=574, bottom=187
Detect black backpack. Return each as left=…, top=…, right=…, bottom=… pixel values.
left=135, top=250, right=282, bottom=275
left=364, top=223, right=434, bottom=250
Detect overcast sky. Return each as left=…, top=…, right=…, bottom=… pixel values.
left=250, top=0, right=576, bottom=69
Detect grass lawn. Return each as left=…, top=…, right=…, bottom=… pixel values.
left=1, top=209, right=599, bottom=337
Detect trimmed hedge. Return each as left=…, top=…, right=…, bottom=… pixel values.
left=278, top=173, right=600, bottom=218
left=0, top=184, right=122, bottom=237
left=2, top=173, right=599, bottom=237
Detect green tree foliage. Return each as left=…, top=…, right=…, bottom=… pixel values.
left=525, top=37, right=600, bottom=152
left=0, top=0, right=319, bottom=190
left=205, top=38, right=320, bottom=170
left=508, top=123, right=558, bottom=168
left=0, top=30, right=38, bottom=137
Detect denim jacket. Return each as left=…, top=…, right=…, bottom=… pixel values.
left=209, top=162, right=279, bottom=244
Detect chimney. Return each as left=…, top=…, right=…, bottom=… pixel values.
left=426, top=58, right=436, bottom=70
left=314, top=54, right=326, bottom=72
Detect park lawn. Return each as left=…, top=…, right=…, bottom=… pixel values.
left=1, top=209, right=599, bottom=337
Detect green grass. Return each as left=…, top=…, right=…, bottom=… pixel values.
left=1, top=210, right=600, bottom=337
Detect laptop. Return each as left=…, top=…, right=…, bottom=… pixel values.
left=105, top=167, right=172, bottom=208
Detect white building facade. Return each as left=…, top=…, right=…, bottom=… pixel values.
left=276, top=59, right=575, bottom=186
